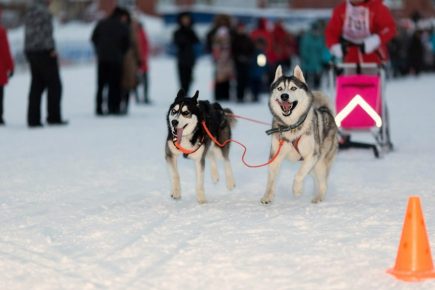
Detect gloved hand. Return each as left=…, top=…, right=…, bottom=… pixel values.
left=363, top=34, right=381, bottom=54
left=330, top=43, right=343, bottom=59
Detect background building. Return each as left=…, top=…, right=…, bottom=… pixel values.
left=1, top=0, right=434, bottom=27
left=153, top=0, right=435, bottom=18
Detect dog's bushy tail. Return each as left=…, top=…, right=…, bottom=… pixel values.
left=223, top=108, right=237, bottom=128
left=312, top=91, right=334, bottom=111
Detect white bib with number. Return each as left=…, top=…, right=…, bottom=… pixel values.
left=342, top=0, right=371, bottom=44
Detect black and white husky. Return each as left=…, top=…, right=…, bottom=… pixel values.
left=165, top=89, right=236, bottom=204
left=261, top=65, right=338, bottom=204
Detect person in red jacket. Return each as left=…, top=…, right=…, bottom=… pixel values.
left=0, top=24, right=14, bottom=125
left=251, top=18, right=275, bottom=84
left=135, top=20, right=150, bottom=104
left=325, top=0, right=396, bottom=64
left=271, top=20, right=295, bottom=74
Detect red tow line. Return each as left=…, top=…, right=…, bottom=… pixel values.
left=201, top=120, right=284, bottom=168
left=173, top=114, right=285, bottom=168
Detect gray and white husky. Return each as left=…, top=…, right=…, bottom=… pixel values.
left=261, top=65, right=338, bottom=204
left=165, top=89, right=236, bottom=204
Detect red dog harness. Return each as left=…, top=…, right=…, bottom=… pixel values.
left=278, top=134, right=303, bottom=161
left=172, top=136, right=205, bottom=157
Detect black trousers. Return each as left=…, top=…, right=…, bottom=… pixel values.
left=235, top=62, right=250, bottom=102
left=250, top=77, right=262, bottom=102
left=141, top=72, right=149, bottom=103
left=0, top=86, right=3, bottom=121
left=134, top=72, right=149, bottom=104
left=26, top=51, right=63, bottom=125
left=96, top=60, right=122, bottom=114
left=305, top=72, right=322, bottom=90
left=121, top=89, right=130, bottom=114
left=214, top=80, right=230, bottom=101
left=177, top=62, right=193, bottom=94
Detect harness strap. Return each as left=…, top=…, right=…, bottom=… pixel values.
left=172, top=136, right=204, bottom=156
left=201, top=121, right=285, bottom=168
left=277, top=134, right=303, bottom=161
left=292, top=136, right=304, bottom=161
left=265, top=110, right=309, bottom=136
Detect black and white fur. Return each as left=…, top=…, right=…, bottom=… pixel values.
left=165, top=89, right=236, bottom=204
left=261, top=65, right=338, bottom=204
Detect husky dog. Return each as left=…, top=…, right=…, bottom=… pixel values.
left=261, top=65, right=338, bottom=204
left=165, top=89, right=236, bottom=204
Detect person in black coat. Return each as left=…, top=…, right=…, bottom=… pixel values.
left=407, top=30, right=424, bottom=76
left=24, top=0, right=67, bottom=127
left=232, top=23, right=255, bottom=103
left=173, top=12, right=199, bottom=94
left=91, top=7, right=130, bottom=115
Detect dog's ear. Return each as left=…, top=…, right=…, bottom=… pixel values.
left=193, top=90, right=199, bottom=104
left=273, top=65, right=283, bottom=83
left=293, top=65, right=306, bottom=83
left=176, top=89, right=185, bottom=101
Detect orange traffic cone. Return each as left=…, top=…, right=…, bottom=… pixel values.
left=387, top=196, right=435, bottom=281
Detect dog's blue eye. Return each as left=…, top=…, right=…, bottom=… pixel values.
left=277, top=87, right=283, bottom=91
left=291, top=87, right=297, bottom=91
left=171, top=109, right=177, bottom=115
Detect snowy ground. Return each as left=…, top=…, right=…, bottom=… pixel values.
left=1, top=56, right=435, bottom=290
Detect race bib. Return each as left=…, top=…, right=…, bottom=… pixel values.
left=343, top=0, right=371, bottom=44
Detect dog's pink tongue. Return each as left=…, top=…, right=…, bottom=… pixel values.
left=176, top=128, right=183, bottom=143
left=282, top=101, right=291, bottom=111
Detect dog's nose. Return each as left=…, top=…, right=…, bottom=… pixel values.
left=171, top=120, right=179, bottom=127
left=280, top=93, right=289, bottom=101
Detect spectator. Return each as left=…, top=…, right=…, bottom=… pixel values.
left=232, top=22, right=255, bottom=103
left=389, top=26, right=411, bottom=77
left=212, top=26, right=234, bottom=101
left=431, top=28, right=435, bottom=70
left=205, top=14, right=232, bottom=54
left=91, top=7, right=130, bottom=115
left=271, top=20, right=294, bottom=74
left=325, top=0, right=396, bottom=64
left=407, top=30, right=424, bottom=75
left=0, top=23, right=14, bottom=125
left=299, top=22, right=327, bottom=89
left=251, top=18, right=275, bottom=82
left=135, top=21, right=150, bottom=104
left=173, top=12, right=199, bottom=94
left=205, top=14, right=234, bottom=101
left=120, top=13, right=141, bottom=115
left=24, top=0, right=67, bottom=127
left=250, top=38, right=269, bottom=102
left=388, top=34, right=403, bottom=78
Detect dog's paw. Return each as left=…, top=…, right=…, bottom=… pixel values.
left=226, top=180, right=235, bottom=191
left=196, top=190, right=207, bottom=204
left=171, top=193, right=181, bottom=200
left=197, top=197, right=207, bottom=204
left=210, top=163, right=219, bottom=183
left=212, top=175, right=219, bottom=184
left=260, top=196, right=272, bottom=205
left=211, top=170, right=219, bottom=184
left=311, top=194, right=324, bottom=204
left=293, top=181, right=303, bottom=197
